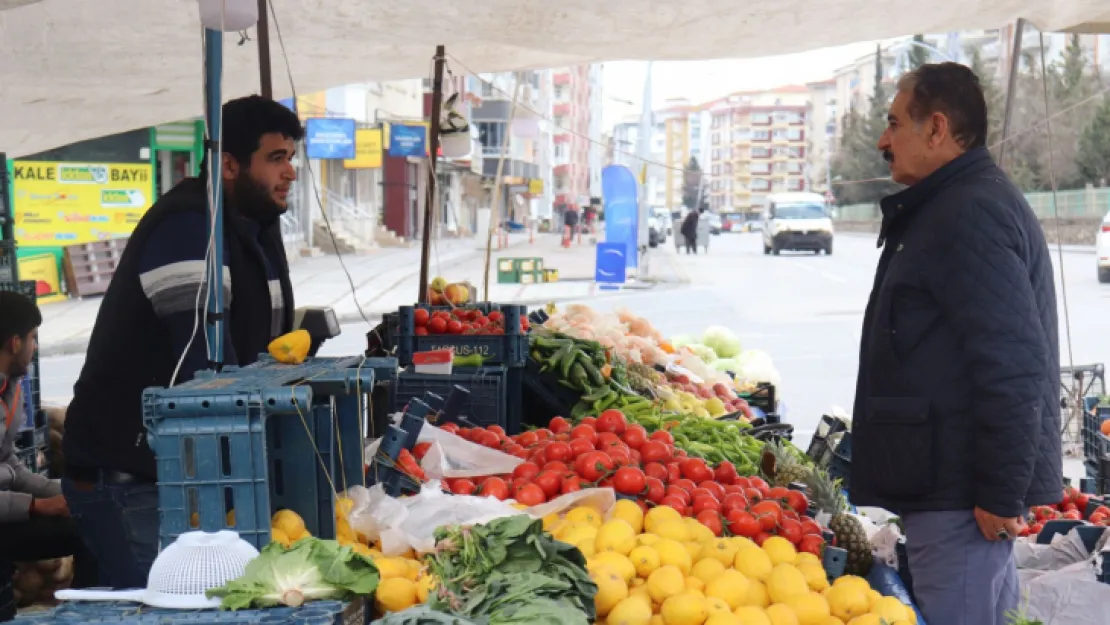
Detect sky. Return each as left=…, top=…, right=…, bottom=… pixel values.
left=600, top=40, right=885, bottom=129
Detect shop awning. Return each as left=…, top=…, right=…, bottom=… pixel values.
left=1, top=0, right=1108, bottom=158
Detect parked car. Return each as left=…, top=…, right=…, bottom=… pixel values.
left=1098, top=211, right=1110, bottom=283
left=721, top=212, right=746, bottom=232
left=761, top=192, right=834, bottom=255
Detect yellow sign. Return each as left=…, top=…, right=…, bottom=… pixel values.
left=294, top=92, right=327, bottom=121
left=16, top=254, right=66, bottom=305
left=528, top=179, right=544, bottom=195
left=383, top=122, right=432, bottom=156
left=344, top=128, right=383, bottom=169
left=11, top=161, right=154, bottom=246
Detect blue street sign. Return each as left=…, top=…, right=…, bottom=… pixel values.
left=595, top=242, right=627, bottom=286
left=305, top=118, right=356, bottom=159
left=389, top=123, right=427, bottom=158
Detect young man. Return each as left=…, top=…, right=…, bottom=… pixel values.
left=62, top=95, right=303, bottom=588
left=0, top=291, right=97, bottom=619
left=851, top=63, right=1060, bottom=625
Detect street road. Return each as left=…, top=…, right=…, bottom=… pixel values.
left=40, top=231, right=1107, bottom=471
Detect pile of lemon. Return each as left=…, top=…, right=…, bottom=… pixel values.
left=544, top=501, right=918, bottom=625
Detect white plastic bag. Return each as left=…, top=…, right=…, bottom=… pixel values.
left=364, top=413, right=522, bottom=479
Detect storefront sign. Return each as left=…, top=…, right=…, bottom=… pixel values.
left=12, top=161, right=153, bottom=246
left=305, top=118, right=357, bottom=160
left=16, top=253, right=65, bottom=304
left=602, top=165, right=639, bottom=271
left=344, top=128, right=383, bottom=169
left=528, top=179, right=544, bottom=195
left=388, top=123, right=427, bottom=158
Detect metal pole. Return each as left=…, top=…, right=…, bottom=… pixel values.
left=998, top=18, right=1026, bottom=168
left=204, top=29, right=226, bottom=366
left=417, top=45, right=446, bottom=304
left=256, top=0, right=273, bottom=99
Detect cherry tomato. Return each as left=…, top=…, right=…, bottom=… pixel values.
left=726, top=510, right=761, bottom=537
left=576, top=451, right=614, bottom=482
left=1063, top=510, right=1082, bottom=520
left=414, top=308, right=431, bottom=326
left=517, top=431, right=539, bottom=447
left=650, top=430, right=675, bottom=445
left=450, top=479, right=477, bottom=495
left=639, top=440, right=672, bottom=464
left=613, top=467, right=647, bottom=495
left=445, top=319, right=463, bottom=334
left=596, top=409, right=628, bottom=435
left=570, top=425, right=598, bottom=445
left=487, top=310, right=504, bottom=323
left=428, top=317, right=448, bottom=334
left=680, top=458, right=714, bottom=483
left=545, top=441, right=572, bottom=463
left=487, top=425, right=506, bottom=438
left=779, top=518, right=804, bottom=544
left=665, top=463, right=682, bottom=484
left=549, top=417, right=571, bottom=434
left=480, top=477, right=510, bottom=500
left=514, top=483, right=546, bottom=507
left=477, top=431, right=500, bottom=448
left=597, top=431, right=622, bottom=449
left=751, top=500, right=784, bottom=531
left=713, top=461, right=739, bottom=485
left=696, top=509, right=724, bottom=536
left=512, top=461, right=540, bottom=481
left=644, top=462, right=669, bottom=482
left=799, top=533, right=825, bottom=556
left=568, top=437, right=595, bottom=458
left=608, top=448, right=632, bottom=467
left=533, top=471, right=563, bottom=498
left=534, top=428, right=553, bottom=441
left=645, top=477, right=666, bottom=504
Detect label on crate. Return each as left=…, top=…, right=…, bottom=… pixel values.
left=427, top=342, right=494, bottom=357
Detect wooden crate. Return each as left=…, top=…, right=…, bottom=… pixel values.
left=62, top=238, right=128, bottom=298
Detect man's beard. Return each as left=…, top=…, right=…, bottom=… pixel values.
left=232, top=172, right=287, bottom=223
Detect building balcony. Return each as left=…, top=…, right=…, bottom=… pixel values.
left=553, top=102, right=572, bottom=117
left=554, top=163, right=571, bottom=175
left=553, top=132, right=571, bottom=144
left=554, top=72, right=571, bottom=86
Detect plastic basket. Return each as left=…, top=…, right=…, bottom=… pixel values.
left=1082, top=398, right=1110, bottom=463
left=392, top=366, right=514, bottom=432
left=393, top=304, right=528, bottom=368
left=6, top=598, right=365, bottom=624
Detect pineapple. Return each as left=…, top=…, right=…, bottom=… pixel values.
left=806, top=468, right=873, bottom=576
left=762, top=440, right=811, bottom=488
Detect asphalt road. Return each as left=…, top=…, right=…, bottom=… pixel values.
left=39, top=231, right=1108, bottom=465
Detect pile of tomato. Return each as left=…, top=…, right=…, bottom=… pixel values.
left=411, top=307, right=529, bottom=336
left=1020, top=486, right=1110, bottom=536
left=419, top=410, right=827, bottom=556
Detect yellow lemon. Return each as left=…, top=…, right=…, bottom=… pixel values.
left=591, top=552, right=638, bottom=584
left=271, top=509, right=306, bottom=539
left=796, top=563, right=830, bottom=592
left=655, top=520, right=693, bottom=542
left=706, top=597, right=732, bottom=616
left=794, top=552, right=820, bottom=567
left=785, top=592, right=831, bottom=625
left=655, top=539, right=693, bottom=575
left=638, top=533, right=663, bottom=547
left=817, top=619, right=843, bottom=625
left=825, top=584, right=871, bottom=622
left=402, top=558, right=422, bottom=581
left=594, top=568, right=631, bottom=617
left=766, top=564, right=809, bottom=604
left=686, top=518, right=716, bottom=543
left=730, top=536, right=758, bottom=551
left=734, top=547, right=774, bottom=582
left=832, top=575, right=871, bottom=593
left=690, top=557, right=727, bottom=585
left=846, top=616, right=884, bottom=625
left=761, top=537, right=798, bottom=567
left=706, top=570, right=751, bottom=610
left=701, top=538, right=740, bottom=566
left=661, top=592, right=709, bottom=625
left=646, top=506, right=684, bottom=533
left=630, top=583, right=655, bottom=605
left=686, top=577, right=706, bottom=593
left=647, top=565, right=687, bottom=604
left=733, top=606, right=772, bottom=625
left=270, top=527, right=292, bottom=548
left=865, top=590, right=882, bottom=609
left=375, top=557, right=411, bottom=580
left=743, top=580, right=770, bottom=608
left=706, top=614, right=743, bottom=625
left=870, top=597, right=911, bottom=623
left=415, top=573, right=437, bottom=603
left=598, top=520, right=638, bottom=554
left=685, top=541, right=706, bottom=561
left=630, top=545, right=663, bottom=578
left=764, top=604, right=800, bottom=625
left=567, top=506, right=604, bottom=528
left=561, top=523, right=599, bottom=546
left=612, top=500, right=646, bottom=533
left=375, top=577, right=418, bottom=613
left=608, top=596, right=654, bottom=625
left=579, top=538, right=597, bottom=558
left=542, top=513, right=560, bottom=531
left=652, top=616, right=666, bottom=625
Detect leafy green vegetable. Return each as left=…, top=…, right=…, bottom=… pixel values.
left=206, top=538, right=379, bottom=610
left=372, top=605, right=481, bottom=625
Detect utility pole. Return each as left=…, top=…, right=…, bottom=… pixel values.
left=418, top=45, right=446, bottom=304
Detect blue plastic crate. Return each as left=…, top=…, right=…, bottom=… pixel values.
left=392, top=366, right=515, bottom=432
left=9, top=598, right=366, bottom=624
left=394, top=304, right=528, bottom=368
left=144, top=356, right=396, bottom=550
left=867, top=562, right=927, bottom=625
left=1082, top=398, right=1110, bottom=463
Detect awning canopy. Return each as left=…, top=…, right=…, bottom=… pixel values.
left=2, top=0, right=1108, bottom=158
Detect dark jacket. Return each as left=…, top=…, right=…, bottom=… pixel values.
left=64, top=178, right=294, bottom=480
left=680, top=211, right=699, bottom=238
left=849, top=147, right=1061, bottom=518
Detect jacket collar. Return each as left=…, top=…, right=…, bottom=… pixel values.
left=876, top=147, right=995, bottom=247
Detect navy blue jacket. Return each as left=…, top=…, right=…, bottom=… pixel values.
left=849, top=147, right=1061, bottom=518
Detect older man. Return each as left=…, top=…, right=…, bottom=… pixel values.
left=850, top=62, right=1061, bottom=625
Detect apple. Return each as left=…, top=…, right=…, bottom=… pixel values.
left=430, top=276, right=448, bottom=293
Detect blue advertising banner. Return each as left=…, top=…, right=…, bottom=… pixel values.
left=601, top=164, right=639, bottom=271
left=595, top=243, right=627, bottom=287
left=389, top=123, right=427, bottom=158
left=305, top=118, right=356, bottom=160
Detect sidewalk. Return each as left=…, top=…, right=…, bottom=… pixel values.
left=37, top=232, right=688, bottom=357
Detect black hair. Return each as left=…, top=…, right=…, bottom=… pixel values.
left=0, top=291, right=41, bottom=349
left=200, top=95, right=304, bottom=174
left=897, top=62, right=988, bottom=150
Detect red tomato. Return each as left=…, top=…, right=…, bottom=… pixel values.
left=751, top=500, right=784, bottom=531
left=1063, top=510, right=1082, bottom=520
left=713, top=461, right=739, bottom=485
left=779, top=518, right=804, bottom=545
left=754, top=532, right=773, bottom=546
left=608, top=448, right=632, bottom=467
left=680, top=458, right=714, bottom=483
left=561, top=477, right=584, bottom=495
left=597, top=432, right=622, bottom=449
left=414, top=308, right=431, bottom=326
left=698, top=481, right=727, bottom=501
left=570, top=425, right=598, bottom=445
left=477, top=431, right=500, bottom=448
left=644, top=462, right=669, bottom=482
left=577, top=451, right=614, bottom=482
left=439, top=422, right=459, bottom=435
left=748, top=477, right=770, bottom=493
left=512, top=462, right=540, bottom=481
left=621, top=425, right=648, bottom=450
left=639, top=441, right=672, bottom=464
left=645, top=477, right=666, bottom=504
left=569, top=437, right=595, bottom=458
left=534, top=428, right=553, bottom=441
left=766, top=487, right=791, bottom=501
left=800, top=520, right=823, bottom=536
left=696, top=509, right=724, bottom=537
left=1091, top=512, right=1107, bottom=525
left=549, top=417, right=571, bottom=434
left=721, top=493, right=749, bottom=515
left=665, top=463, right=682, bottom=484
left=580, top=416, right=598, bottom=428
left=692, top=496, right=721, bottom=515
left=487, top=425, right=506, bottom=438
left=517, top=431, right=539, bottom=447
left=545, top=441, right=572, bottom=463
left=514, top=483, right=546, bottom=507
left=660, top=497, right=687, bottom=516
left=413, top=442, right=432, bottom=461
left=1075, top=492, right=1091, bottom=512
left=446, top=319, right=463, bottom=334
left=726, top=510, right=761, bottom=537
left=480, top=477, right=510, bottom=500
left=723, top=484, right=746, bottom=496
left=414, top=326, right=429, bottom=336
left=665, top=486, right=692, bottom=504
left=744, top=488, right=764, bottom=504
left=673, top=480, right=699, bottom=496
left=543, top=461, right=569, bottom=474
left=533, top=471, right=563, bottom=498
left=733, top=477, right=752, bottom=489
left=450, top=479, right=477, bottom=495
left=488, top=310, right=504, bottom=323
left=597, top=409, right=628, bottom=435
left=784, top=491, right=809, bottom=516
left=799, top=534, right=825, bottom=556
left=613, top=467, right=647, bottom=495
left=428, top=317, right=448, bottom=334
left=650, top=430, right=675, bottom=445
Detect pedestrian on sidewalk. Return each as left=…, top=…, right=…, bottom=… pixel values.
left=850, top=62, right=1060, bottom=625
left=562, top=208, right=580, bottom=248
left=0, top=291, right=98, bottom=620
left=61, top=95, right=303, bottom=589
left=680, top=208, right=700, bottom=254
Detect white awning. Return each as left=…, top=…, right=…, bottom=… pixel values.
left=2, top=0, right=1108, bottom=158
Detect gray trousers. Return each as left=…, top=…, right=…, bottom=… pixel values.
left=904, top=510, right=1020, bottom=625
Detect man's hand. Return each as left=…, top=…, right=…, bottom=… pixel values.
left=31, top=495, right=70, bottom=517
left=974, top=506, right=1025, bottom=541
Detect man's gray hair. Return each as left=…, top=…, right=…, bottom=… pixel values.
left=896, top=62, right=988, bottom=150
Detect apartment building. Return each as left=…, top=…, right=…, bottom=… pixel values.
left=552, top=65, right=602, bottom=214
left=472, top=71, right=546, bottom=222
left=609, top=115, right=667, bottom=208
left=805, top=80, right=837, bottom=195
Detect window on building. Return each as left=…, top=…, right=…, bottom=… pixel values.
left=772, top=129, right=788, bottom=140
left=752, top=146, right=771, bottom=159
left=477, top=122, right=506, bottom=149
left=712, top=148, right=720, bottom=160
left=752, top=113, right=771, bottom=125
left=788, top=146, right=805, bottom=159
left=554, top=85, right=565, bottom=100
left=752, top=129, right=770, bottom=142
left=712, top=164, right=721, bottom=176
left=788, top=179, right=806, bottom=191
left=787, top=129, right=804, bottom=141
left=772, top=178, right=786, bottom=190
left=751, top=162, right=771, bottom=174
left=773, top=112, right=791, bottom=124
left=554, top=143, right=567, bottom=159
left=752, top=178, right=771, bottom=191
left=787, top=162, right=804, bottom=174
